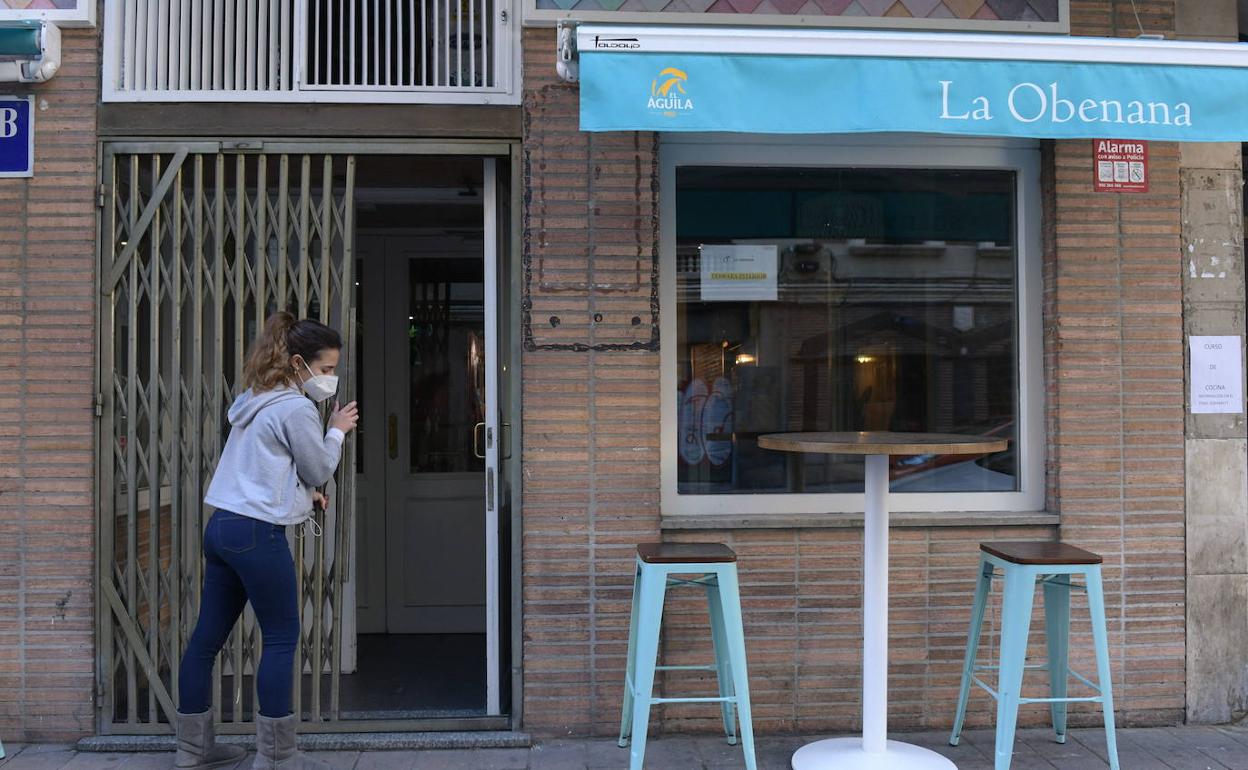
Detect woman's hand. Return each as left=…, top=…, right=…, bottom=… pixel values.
left=312, top=490, right=330, bottom=511
left=330, top=401, right=359, bottom=434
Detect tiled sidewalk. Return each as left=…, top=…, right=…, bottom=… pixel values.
left=2, top=725, right=1246, bottom=769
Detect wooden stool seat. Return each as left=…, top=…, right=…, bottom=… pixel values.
left=981, top=541, right=1102, bottom=566
left=637, top=542, right=737, bottom=564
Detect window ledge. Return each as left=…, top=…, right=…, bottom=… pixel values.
left=660, top=511, right=1059, bottom=530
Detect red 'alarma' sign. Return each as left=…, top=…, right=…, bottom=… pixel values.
left=1094, top=139, right=1148, bottom=193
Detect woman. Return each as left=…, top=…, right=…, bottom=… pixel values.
left=174, top=312, right=359, bottom=770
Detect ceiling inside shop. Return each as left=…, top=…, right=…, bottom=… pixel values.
left=353, top=155, right=488, bottom=232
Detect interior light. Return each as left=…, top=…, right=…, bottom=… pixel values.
left=735, top=354, right=756, bottom=365
left=856, top=355, right=875, bottom=364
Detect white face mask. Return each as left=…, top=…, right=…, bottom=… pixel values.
left=300, top=360, right=339, bottom=403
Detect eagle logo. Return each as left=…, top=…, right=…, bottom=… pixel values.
left=651, top=67, right=688, bottom=98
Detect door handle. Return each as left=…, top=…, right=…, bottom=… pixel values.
left=501, top=422, right=512, bottom=460
left=388, top=414, right=398, bottom=460
left=473, top=422, right=486, bottom=460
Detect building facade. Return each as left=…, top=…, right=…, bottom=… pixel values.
left=0, top=0, right=1245, bottom=747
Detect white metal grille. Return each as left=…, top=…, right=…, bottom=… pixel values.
left=103, top=0, right=515, bottom=104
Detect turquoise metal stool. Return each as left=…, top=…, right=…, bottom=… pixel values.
left=618, top=542, right=757, bottom=770
left=950, top=541, right=1119, bottom=770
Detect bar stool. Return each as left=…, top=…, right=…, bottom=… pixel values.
left=950, top=541, right=1120, bottom=770
left=618, top=543, right=757, bottom=770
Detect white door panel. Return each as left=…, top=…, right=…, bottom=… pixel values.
left=382, top=237, right=488, bottom=635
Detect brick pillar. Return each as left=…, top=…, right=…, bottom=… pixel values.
left=1049, top=0, right=1187, bottom=726
left=0, top=28, right=100, bottom=741
left=520, top=27, right=662, bottom=735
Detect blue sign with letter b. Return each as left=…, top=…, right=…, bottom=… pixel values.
left=0, top=96, right=33, bottom=177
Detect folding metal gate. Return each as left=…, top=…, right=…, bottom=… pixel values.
left=96, top=143, right=357, bottom=733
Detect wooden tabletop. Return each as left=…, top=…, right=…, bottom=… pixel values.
left=758, top=431, right=1010, bottom=456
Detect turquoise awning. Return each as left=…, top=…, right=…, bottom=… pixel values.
left=0, top=22, right=41, bottom=58
left=575, top=26, right=1248, bottom=142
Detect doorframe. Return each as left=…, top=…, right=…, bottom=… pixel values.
left=92, top=137, right=526, bottom=734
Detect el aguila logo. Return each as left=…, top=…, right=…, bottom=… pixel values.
left=648, top=67, right=692, bottom=116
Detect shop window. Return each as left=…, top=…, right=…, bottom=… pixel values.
left=663, top=140, right=1043, bottom=515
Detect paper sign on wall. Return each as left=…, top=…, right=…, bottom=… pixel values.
left=1190, top=336, right=1243, bottom=414
left=700, top=244, right=777, bottom=302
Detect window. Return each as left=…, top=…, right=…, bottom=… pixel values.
left=661, top=137, right=1043, bottom=516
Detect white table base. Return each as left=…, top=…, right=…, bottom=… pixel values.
left=791, top=455, right=959, bottom=769
left=791, top=738, right=957, bottom=769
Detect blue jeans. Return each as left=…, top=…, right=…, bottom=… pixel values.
left=178, top=509, right=299, bottom=718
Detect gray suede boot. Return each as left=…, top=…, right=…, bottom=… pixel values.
left=251, top=714, right=331, bottom=770
left=174, top=710, right=247, bottom=769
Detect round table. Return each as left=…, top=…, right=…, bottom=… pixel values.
left=758, top=431, right=1010, bottom=770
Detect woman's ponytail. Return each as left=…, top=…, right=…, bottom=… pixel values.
left=243, top=312, right=298, bottom=392
left=242, top=311, right=342, bottom=393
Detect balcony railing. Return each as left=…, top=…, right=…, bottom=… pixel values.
left=103, top=0, right=517, bottom=104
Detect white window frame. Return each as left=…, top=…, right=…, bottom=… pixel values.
left=659, top=133, right=1045, bottom=518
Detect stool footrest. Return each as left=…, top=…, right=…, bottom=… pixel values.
left=1019, top=694, right=1104, bottom=705
left=650, top=695, right=738, bottom=705
left=974, top=663, right=1050, bottom=672
left=1038, top=577, right=1086, bottom=591
left=982, top=572, right=1089, bottom=591
left=666, top=576, right=718, bottom=588
left=972, top=662, right=1100, bottom=693
left=972, top=675, right=999, bottom=700
left=655, top=664, right=718, bottom=672
left=1069, top=668, right=1102, bottom=693
left=972, top=667, right=1103, bottom=704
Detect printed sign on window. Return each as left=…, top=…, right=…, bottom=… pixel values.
left=1094, top=139, right=1148, bottom=193
left=700, top=244, right=777, bottom=302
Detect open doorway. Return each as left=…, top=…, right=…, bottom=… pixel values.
left=342, top=155, right=511, bottom=720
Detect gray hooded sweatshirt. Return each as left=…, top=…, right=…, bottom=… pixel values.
left=204, top=387, right=345, bottom=527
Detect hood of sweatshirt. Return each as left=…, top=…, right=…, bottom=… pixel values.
left=227, top=387, right=307, bottom=429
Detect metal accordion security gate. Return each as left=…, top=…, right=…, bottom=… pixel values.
left=96, top=142, right=357, bottom=733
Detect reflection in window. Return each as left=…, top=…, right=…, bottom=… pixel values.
left=675, top=167, right=1018, bottom=495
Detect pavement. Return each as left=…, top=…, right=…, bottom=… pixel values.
left=3, top=725, right=1248, bottom=769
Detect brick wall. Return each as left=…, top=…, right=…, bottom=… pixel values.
left=1044, top=136, right=1186, bottom=727
left=0, top=28, right=100, bottom=741
left=1052, top=0, right=1187, bottom=727
left=520, top=29, right=663, bottom=733
left=520, top=0, right=1189, bottom=739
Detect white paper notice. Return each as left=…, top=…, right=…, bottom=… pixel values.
left=700, top=245, right=778, bottom=302
left=1190, top=336, right=1244, bottom=414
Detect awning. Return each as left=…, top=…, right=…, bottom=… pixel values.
left=0, top=22, right=41, bottom=59
left=575, top=25, right=1248, bottom=142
